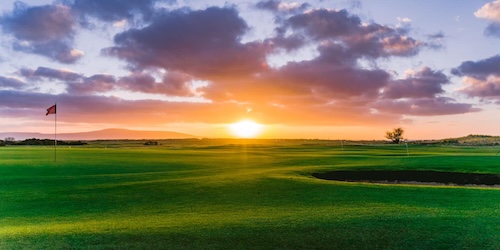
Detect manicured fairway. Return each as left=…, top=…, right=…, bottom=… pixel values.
left=0, top=141, right=499, bottom=249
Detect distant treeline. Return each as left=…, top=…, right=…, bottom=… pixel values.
left=466, top=134, right=493, bottom=138
left=0, top=138, right=87, bottom=146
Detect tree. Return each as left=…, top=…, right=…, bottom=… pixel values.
left=4, top=137, right=15, bottom=145
left=385, top=127, right=404, bottom=144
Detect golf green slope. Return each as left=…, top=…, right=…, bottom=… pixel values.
left=0, top=142, right=498, bottom=249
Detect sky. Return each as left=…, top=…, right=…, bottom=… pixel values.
left=0, top=0, right=499, bottom=140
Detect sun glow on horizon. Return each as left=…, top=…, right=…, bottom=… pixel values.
left=229, top=120, right=263, bottom=138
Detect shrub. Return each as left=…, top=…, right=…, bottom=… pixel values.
left=144, top=141, right=159, bottom=146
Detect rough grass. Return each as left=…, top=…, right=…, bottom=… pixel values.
left=0, top=141, right=499, bottom=249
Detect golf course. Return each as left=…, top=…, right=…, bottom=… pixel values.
left=0, top=140, right=499, bottom=249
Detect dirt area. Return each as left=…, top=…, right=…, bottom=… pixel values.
left=312, top=170, right=500, bottom=187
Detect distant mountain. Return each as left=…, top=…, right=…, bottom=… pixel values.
left=0, top=128, right=196, bottom=141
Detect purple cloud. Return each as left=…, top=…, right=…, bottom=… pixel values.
left=485, top=23, right=500, bottom=37
left=18, top=67, right=115, bottom=95
left=274, top=44, right=390, bottom=98
left=0, top=76, right=26, bottom=89
left=255, top=0, right=309, bottom=14
left=200, top=42, right=390, bottom=104
left=68, top=0, right=167, bottom=23
left=117, top=71, right=194, bottom=96
left=103, top=7, right=271, bottom=78
left=21, top=67, right=82, bottom=81
left=451, top=54, right=500, bottom=80
left=461, top=77, right=500, bottom=98
left=66, top=74, right=116, bottom=95
left=13, top=40, right=83, bottom=64
left=0, top=2, right=81, bottom=63
left=374, top=97, right=479, bottom=116
left=451, top=55, right=500, bottom=100
left=383, top=67, right=449, bottom=99
left=475, top=0, right=500, bottom=37
left=0, top=3, right=74, bottom=41
left=286, top=9, right=361, bottom=40
left=196, top=6, right=475, bottom=119
left=376, top=67, right=477, bottom=115
left=427, top=32, right=445, bottom=39
left=278, top=8, right=424, bottom=58
left=18, top=66, right=195, bottom=96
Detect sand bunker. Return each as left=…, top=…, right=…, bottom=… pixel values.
left=312, top=170, right=500, bottom=187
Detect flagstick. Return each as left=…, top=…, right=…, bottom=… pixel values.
left=54, top=102, right=57, bottom=162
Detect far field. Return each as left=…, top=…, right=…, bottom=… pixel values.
left=0, top=140, right=499, bottom=249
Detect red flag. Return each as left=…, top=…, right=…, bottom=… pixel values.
left=46, top=104, right=56, bottom=116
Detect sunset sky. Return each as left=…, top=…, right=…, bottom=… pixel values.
left=1, top=0, right=499, bottom=139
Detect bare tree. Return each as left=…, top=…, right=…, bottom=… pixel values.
left=386, top=127, right=404, bottom=144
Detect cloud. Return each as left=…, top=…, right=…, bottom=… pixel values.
left=280, top=9, right=425, bottom=58
left=396, top=17, right=412, bottom=29
left=0, top=2, right=82, bottom=63
left=374, top=97, right=479, bottom=116
left=198, top=7, right=435, bottom=104
left=0, top=0, right=179, bottom=62
left=383, top=67, right=449, bottom=99
left=451, top=54, right=500, bottom=79
left=428, top=32, right=444, bottom=40
left=69, top=0, right=167, bottom=23
left=474, top=0, right=500, bottom=22
left=17, top=66, right=115, bottom=94
left=13, top=40, right=83, bottom=64
left=424, top=31, right=445, bottom=49
left=270, top=43, right=391, bottom=98
left=0, top=90, right=250, bottom=125
left=117, top=71, right=195, bottom=96
left=104, top=7, right=271, bottom=79
left=0, top=89, right=399, bottom=126
left=474, top=0, right=500, bottom=37
left=0, top=3, right=74, bottom=42
left=485, top=22, right=500, bottom=37
left=255, top=0, right=281, bottom=11
left=375, top=66, right=478, bottom=115
left=397, top=17, right=412, bottom=23
left=66, top=74, right=116, bottom=95
left=0, top=76, right=26, bottom=90
left=459, top=75, right=500, bottom=98
left=452, top=54, right=500, bottom=100
left=285, top=9, right=363, bottom=40
left=21, top=67, right=82, bottom=81
left=200, top=42, right=390, bottom=104
left=158, top=71, right=196, bottom=97
left=0, top=3, right=479, bottom=130
left=255, top=0, right=310, bottom=14
left=18, top=66, right=194, bottom=96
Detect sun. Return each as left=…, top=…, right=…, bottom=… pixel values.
left=229, top=120, right=263, bottom=138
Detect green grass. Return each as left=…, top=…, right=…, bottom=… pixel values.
left=0, top=142, right=499, bottom=249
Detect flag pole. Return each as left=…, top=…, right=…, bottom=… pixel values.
left=54, top=102, right=57, bottom=162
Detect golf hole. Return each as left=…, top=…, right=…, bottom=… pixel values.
left=312, top=170, right=500, bottom=187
